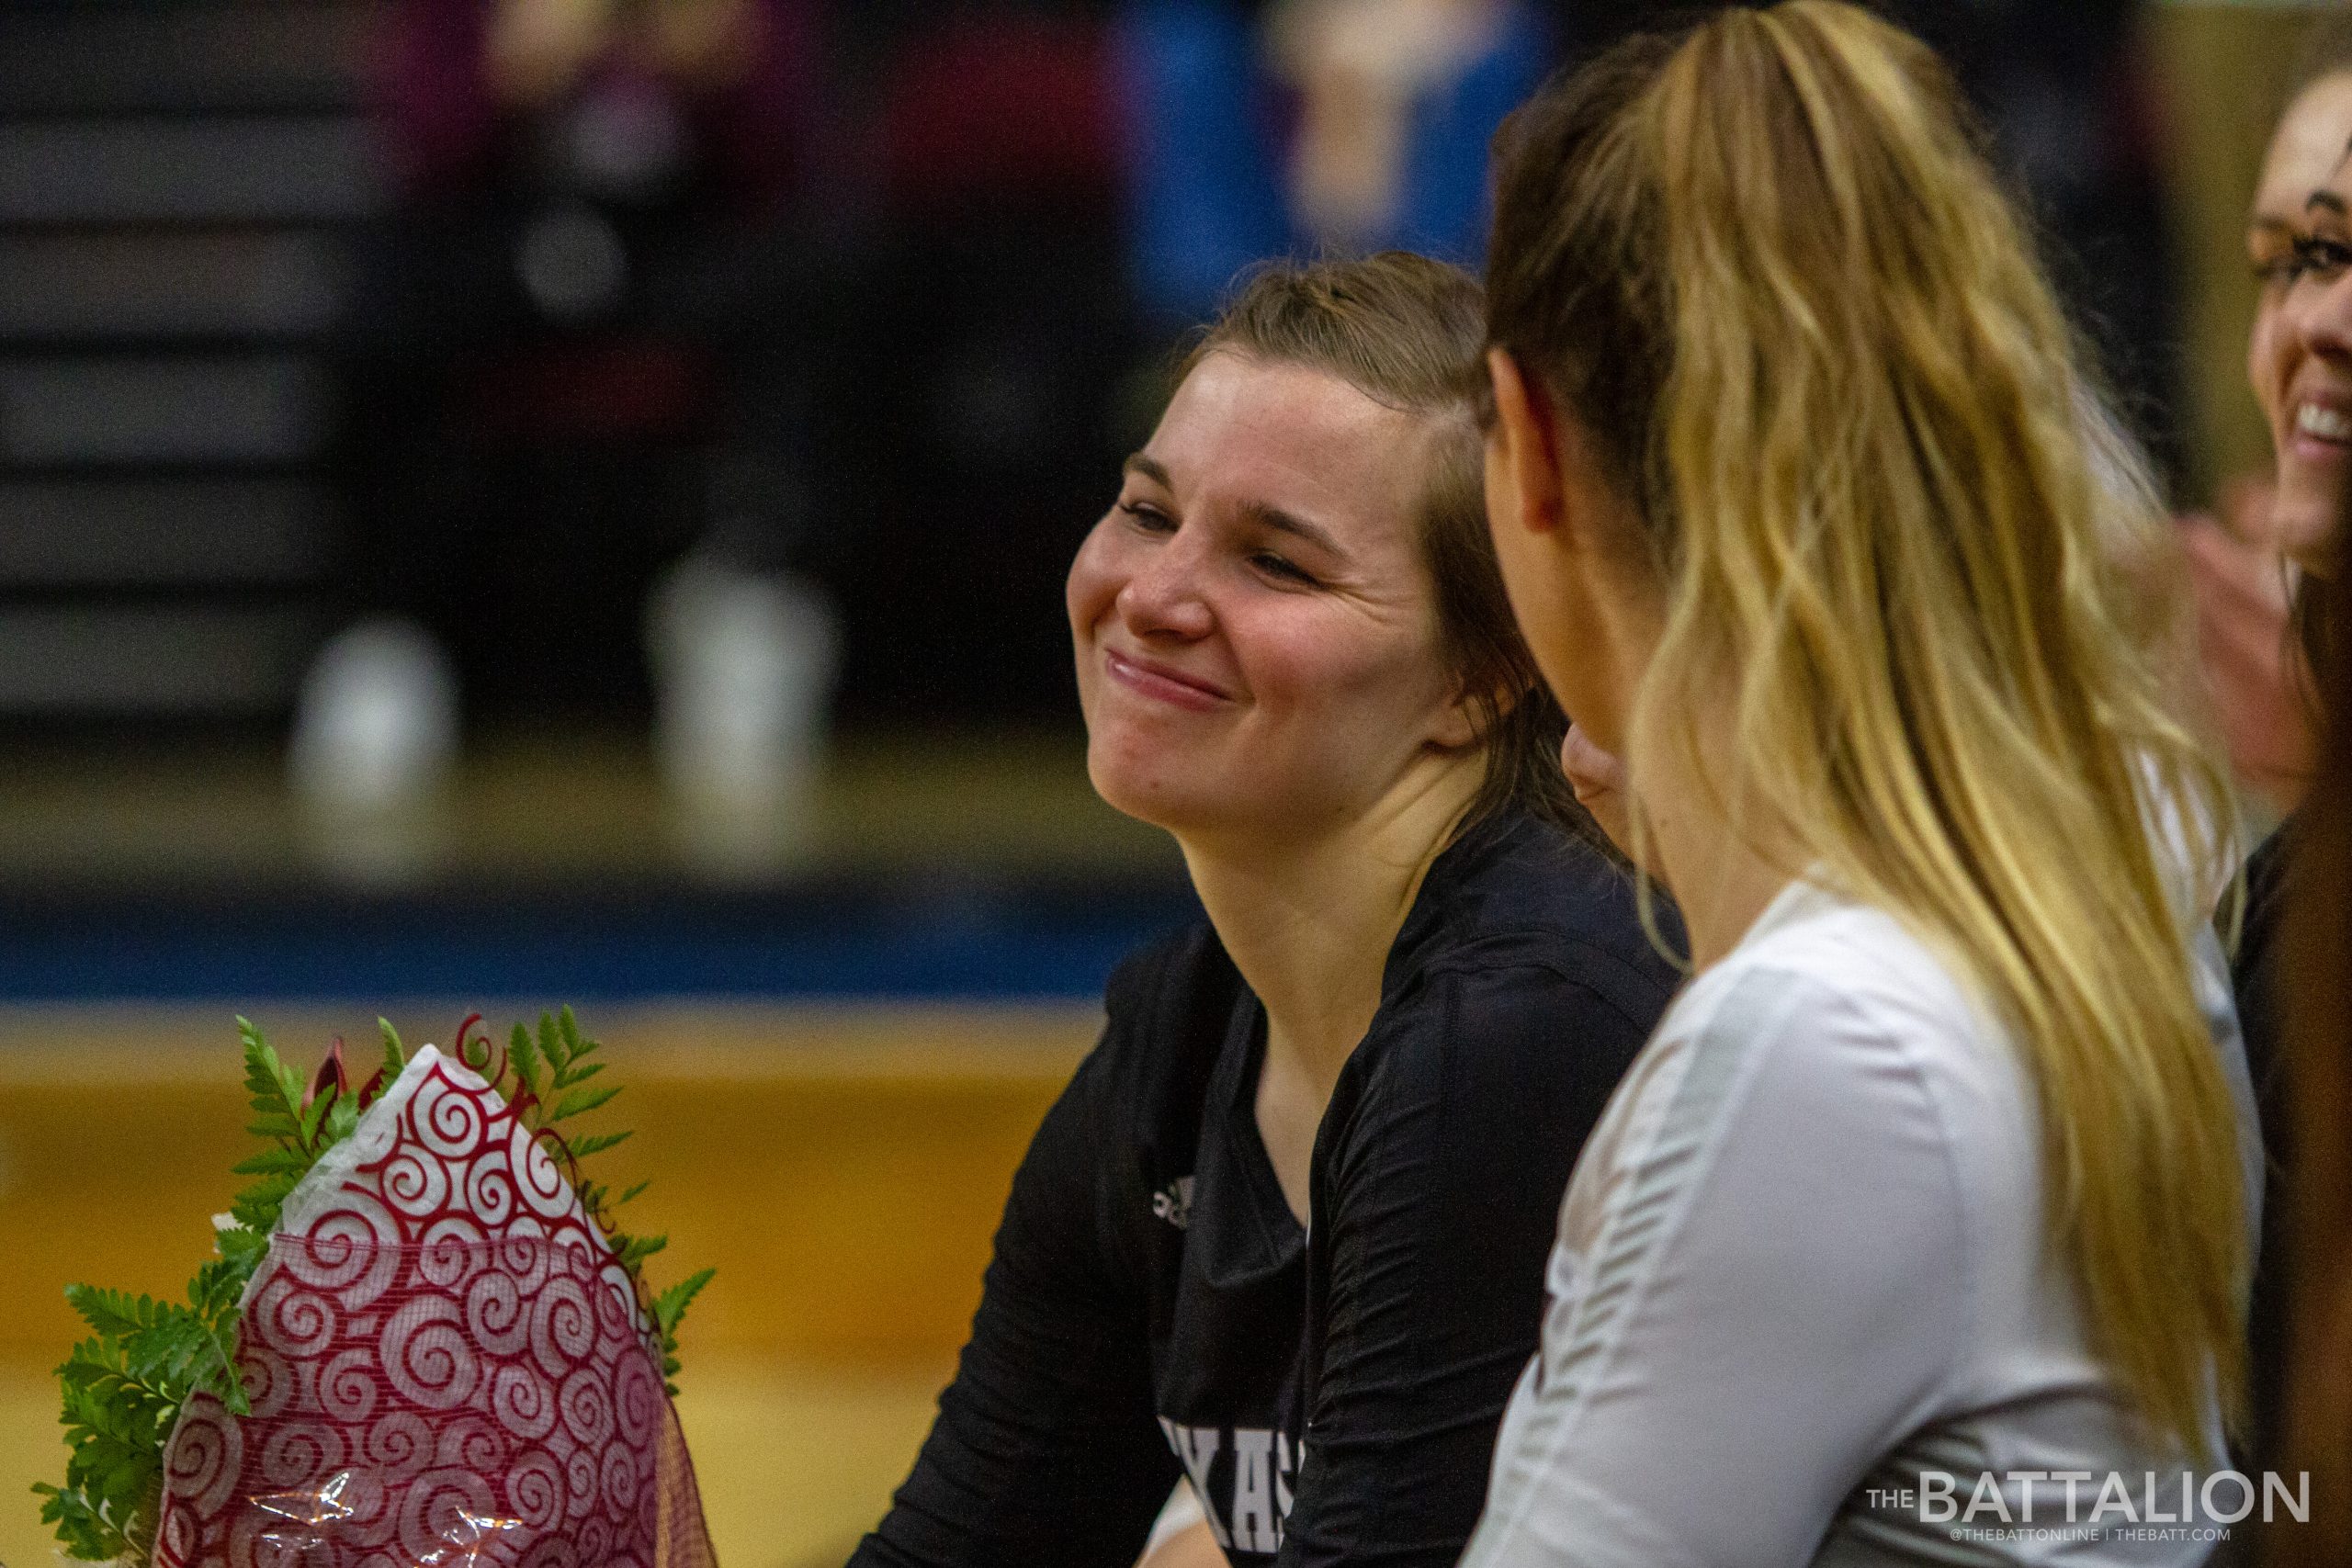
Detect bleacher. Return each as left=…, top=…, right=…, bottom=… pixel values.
left=0, top=0, right=369, bottom=718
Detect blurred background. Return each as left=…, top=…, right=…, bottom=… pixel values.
left=0, top=0, right=2328, bottom=1562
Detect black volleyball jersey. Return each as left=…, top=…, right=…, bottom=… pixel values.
left=849, top=810, right=1682, bottom=1568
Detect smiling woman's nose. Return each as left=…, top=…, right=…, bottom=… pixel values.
left=1114, top=545, right=1216, bottom=640
left=2293, top=269, right=2352, bottom=361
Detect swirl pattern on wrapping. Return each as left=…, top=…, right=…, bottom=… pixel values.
left=379, top=1143, right=451, bottom=1220
left=361, top=1409, right=434, bottom=1477
left=512, top=1121, right=575, bottom=1221
left=252, top=1276, right=337, bottom=1359
left=497, top=1216, right=552, bottom=1294
left=530, top=1272, right=596, bottom=1378
left=467, top=1266, right=530, bottom=1359
left=400, top=1467, right=505, bottom=1561
left=409, top=1071, right=485, bottom=1158
left=613, top=1343, right=662, bottom=1450
left=380, top=1295, right=481, bottom=1411
left=239, top=1346, right=293, bottom=1421
left=162, top=1393, right=243, bottom=1516
left=506, top=1448, right=566, bottom=1532
left=315, top=1349, right=379, bottom=1426
left=150, top=1048, right=677, bottom=1567
left=278, top=1188, right=403, bottom=1310
left=414, top=1213, right=489, bottom=1292
left=598, top=1439, right=644, bottom=1521
left=559, top=1364, right=616, bottom=1450
left=492, top=1361, right=560, bottom=1442
left=467, top=1146, right=518, bottom=1229
left=597, top=1261, right=647, bottom=1343
left=434, top=1412, right=509, bottom=1474
left=258, top=1420, right=346, bottom=1489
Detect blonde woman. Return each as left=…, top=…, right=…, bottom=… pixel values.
left=1464, top=6, right=2260, bottom=1564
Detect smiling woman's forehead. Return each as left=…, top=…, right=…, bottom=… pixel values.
left=2257, top=74, right=2352, bottom=220
left=1143, top=355, right=1426, bottom=538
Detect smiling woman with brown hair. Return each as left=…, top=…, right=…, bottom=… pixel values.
left=848, top=254, right=1679, bottom=1568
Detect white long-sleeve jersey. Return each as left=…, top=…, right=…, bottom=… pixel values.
left=1461, top=878, right=2262, bottom=1568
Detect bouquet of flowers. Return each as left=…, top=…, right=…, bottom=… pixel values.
left=36, top=1010, right=718, bottom=1567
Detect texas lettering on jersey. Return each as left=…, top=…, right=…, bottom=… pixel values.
left=1157, top=1417, right=1300, bottom=1557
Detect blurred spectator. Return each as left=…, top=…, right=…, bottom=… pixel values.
left=810, top=1, right=1140, bottom=722
left=302, top=0, right=835, bottom=860
left=1114, top=0, right=1549, bottom=326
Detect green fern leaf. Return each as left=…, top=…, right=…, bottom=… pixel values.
left=229, top=1146, right=310, bottom=1177
left=324, top=1090, right=358, bottom=1145
left=510, top=1021, right=544, bottom=1103
left=537, top=1011, right=565, bottom=1078
left=614, top=1233, right=669, bottom=1269
left=651, top=1267, right=715, bottom=1337
left=548, top=1082, right=622, bottom=1123
left=378, top=1016, right=406, bottom=1085
left=64, top=1285, right=147, bottom=1339
left=563, top=1129, right=634, bottom=1159
left=552, top=1057, right=606, bottom=1089
left=214, top=1225, right=268, bottom=1272
left=228, top=1170, right=300, bottom=1233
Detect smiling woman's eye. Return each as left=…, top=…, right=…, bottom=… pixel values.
left=2287, top=234, right=2352, bottom=285
left=1117, top=498, right=1175, bottom=531
left=1250, top=551, right=1321, bottom=587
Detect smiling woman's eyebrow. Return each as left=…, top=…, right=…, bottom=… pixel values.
left=1122, top=451, right=1349, bottom=558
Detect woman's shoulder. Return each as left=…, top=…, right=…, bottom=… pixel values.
left=1686, top=887, right=1995, bottom=1066
left=1103, top=920, right=1246, bottom=1041
left=1334, top=823, right=1682, bottom=1128
left=1385, top=811, right=1685, bottom=1027
left=1653, top=886, right=2033, bottom=1176
left=1080, top=920, right=1250, bottom=1130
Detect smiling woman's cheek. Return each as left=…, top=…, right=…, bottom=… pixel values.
left=1066, top=517, right=1123, bottom=638
left=1217, top=600, right=1451, bottom=816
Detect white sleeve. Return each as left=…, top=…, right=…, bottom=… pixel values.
left=1460, top=965, right=1974, bottom=1568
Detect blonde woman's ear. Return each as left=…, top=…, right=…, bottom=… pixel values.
left=1484, top=348, right=1566, bottom=543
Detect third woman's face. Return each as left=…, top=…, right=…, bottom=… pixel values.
left=2249, top=73, right=2352, bottom=566
left=1067, top=353, right=1471, bottom=841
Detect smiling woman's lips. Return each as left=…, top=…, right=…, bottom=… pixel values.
left=2292, top=400, right=2352, bottom=452
left=1102, top=649, right=1229, bottom=711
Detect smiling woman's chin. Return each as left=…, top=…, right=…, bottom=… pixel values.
left=2272, top=468, right=2349, bottom=571
left=1085, top=735, right=1201, bottom=830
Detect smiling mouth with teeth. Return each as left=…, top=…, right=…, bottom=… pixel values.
left=2297, top=402, right=2352, bottom=443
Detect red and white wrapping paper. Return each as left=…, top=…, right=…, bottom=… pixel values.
left=152, top=1045, right=714, bottom=1568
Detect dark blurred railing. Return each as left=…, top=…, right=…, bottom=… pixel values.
left=0, top=0, right=374, bottom=716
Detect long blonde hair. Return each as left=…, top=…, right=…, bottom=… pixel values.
left=1486, top=2, right=2246, bottom=1457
